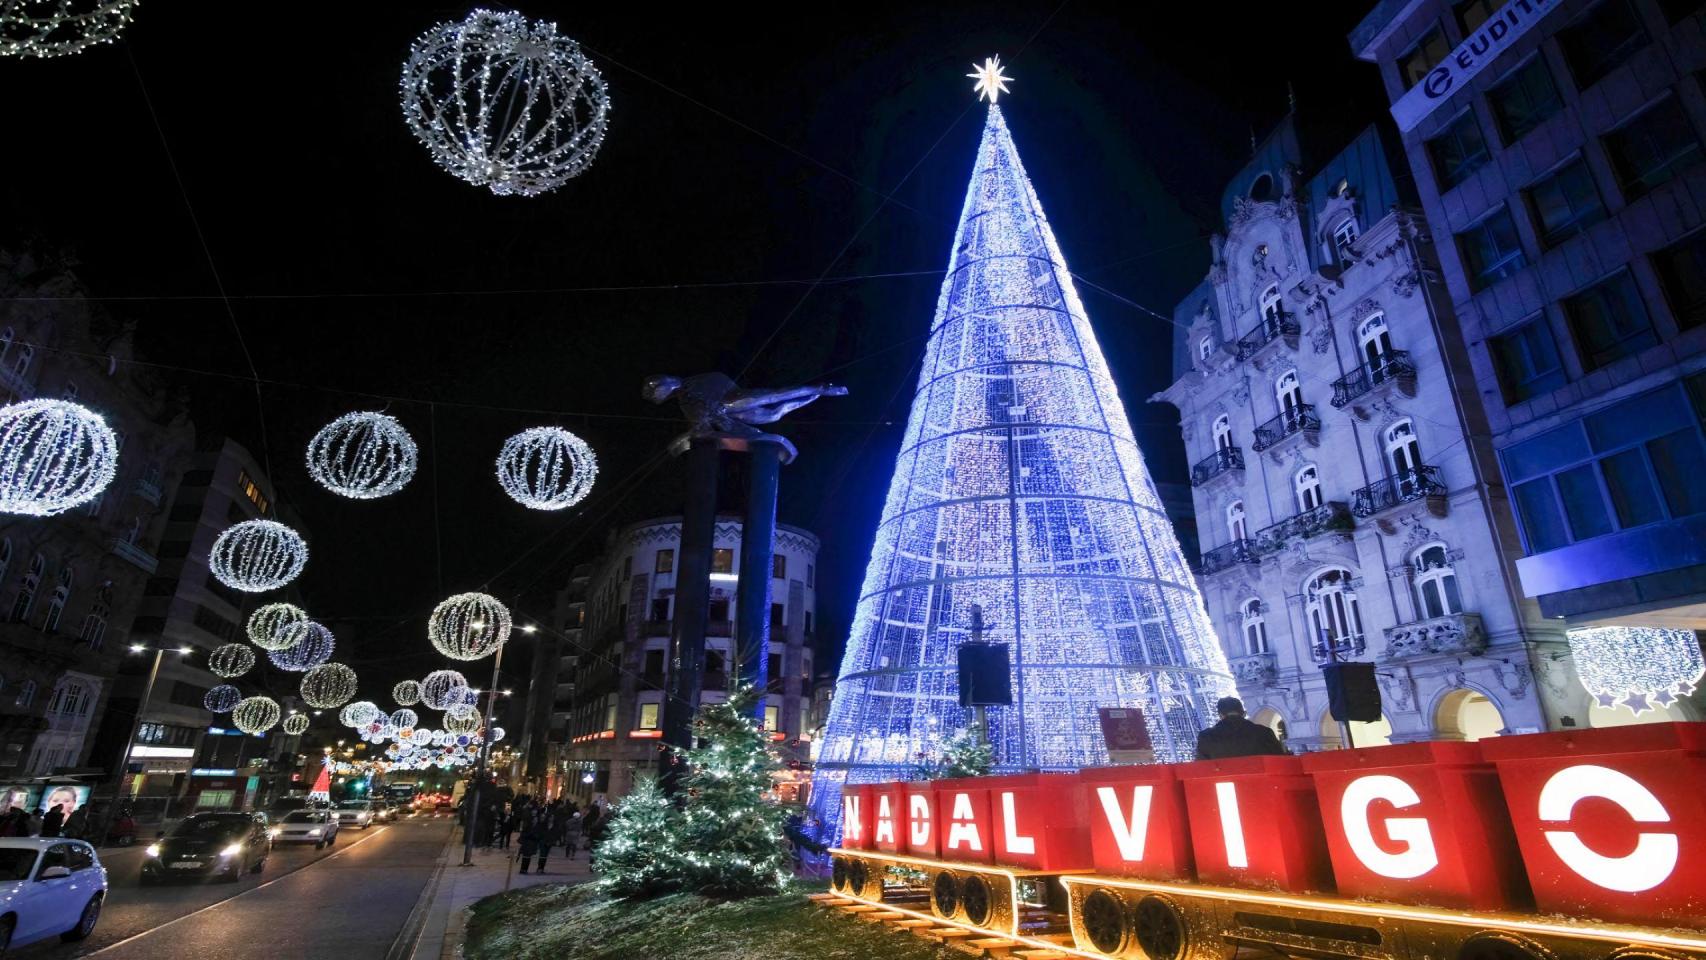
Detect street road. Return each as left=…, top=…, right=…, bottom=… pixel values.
left=19, top=814, right=456, bottom=959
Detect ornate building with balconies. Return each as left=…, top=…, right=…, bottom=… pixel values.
left=561, top=515, right=820, bottom=804
left=1154, top=114, right=1589, bottom=750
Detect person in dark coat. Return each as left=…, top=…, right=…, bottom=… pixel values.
left=40, top=804, right=64, bottom=838
left=559, top=809, right=582, bottom=860
left=1195, top=696, right=1288, bottom=760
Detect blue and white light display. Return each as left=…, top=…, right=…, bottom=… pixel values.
left=811, top=94, right=1233, bottom=834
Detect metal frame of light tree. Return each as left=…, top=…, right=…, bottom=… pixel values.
left=812, top=100, right=1234, bottom=832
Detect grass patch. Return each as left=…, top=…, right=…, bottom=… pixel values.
left=465, top=882, right=956, bottom=960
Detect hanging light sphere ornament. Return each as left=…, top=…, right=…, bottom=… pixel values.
left=340, top=700, right=380, bottom=728
left=282, top=713, right=310, bottom=736
left=232, top=696, right=282, bottom=735
left=444, top=711, right=481, bottom=735
left=0, top=399, right=119, bottom=516
left=246, top=602, right=307, bottom=650
left=490, top=726, right=505, bottom=743
left=203, top=684, right=241, bottom=714
left=209, top=520, right=308, bottom=593
left=0, top=0, right=137, bottom=58
left=1566, top=625, right=1706, bottom=715
left=421, top=669, right=467, bottom=710
left=446, top=701, right=479, bottom=722
left=207, top=643, right=257, bottom=679
left=392, top=679, right=423, bottom=707
left=389, top=708, right=419, bottom=730
left=269, top=621, right=334, bottom=671
left=306, top=412, right=418, bottom=500
left=400, top=9, right=609, bottom=197
left=495, top=427, right=596, bottom=511
left=428, top=592, right=510, bottom=660
left=301, top=662, right=358, bottom=709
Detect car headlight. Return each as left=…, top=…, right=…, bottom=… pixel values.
left=220, top=844, right=243, bottom=858
left=307, top=828, right=322, bottom=836
left=144, top=844, right=161, bottom=858
left=270, top=828, right=281, bottom=838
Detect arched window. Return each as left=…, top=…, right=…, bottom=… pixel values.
left=11, top=345, right=32, bottom=378
left=1241, top=599, right=1269, bottom=655
left=1226, top=501, right=1248, bottom=542
left=1211, top=414, right=1232, bottom=451
left=41, top=565, right=70, bottom=634
left=1275, top=369, right=1303, bottom=413
left=1259, top=284, right=1283, bottom=324
left=1413, top=544, right=1463, bottom=619
left=1306, top=567, right=1364, bottom=661
left=1199, top=336, right=1214, bottom=364
left=11, top=553, right=43, bottom=623
left=1385, top=419, right=1423, bottom=484
left=1333, top=217, right=1360, bottom=267
left=80, top=591, right=109, bottom=651
left=16, top=679, right=36, bottom=709
left=1249, top=173, right=1274, bottom=202
left=1294, top=465, right=1323, bottom=511
left=1359, top=312, right=1393, bottom=368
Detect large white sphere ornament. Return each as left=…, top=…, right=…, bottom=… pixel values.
left=269, top=621, right=334, bottom=671
left=390, top=708, right=419, bottom=730
left=447, top=701, right=479, bottom=722
left=0, top=0, right=138, bottom=59
left=282, top=713, right=310, bottom=736
left=393, top=679, right=423, bottom=706
left=428, top=592, right=510, bottom=661
left=490, top=726, right=505, bottom=743
left=444, top=711, right=481, bottom=735
left=247, top=602, right=308, bottom=650
left=0, top=399, right=119, bottom=516
left=400, top=9, right=609, bottom=197
left=306, top=412, right=418, bottom=500
left=496, top=427, right=596, bottom=511
left=208, top=643, right=256, bottom=679
left=203, top=684, right=241, bottom=714
left=232, top=696, right=282, bottom=735
left=340, top=700, right=380, bottom=727
left=209, top=520, right=307, bottom=593
left=421, top=669, right=468, bottom=710
left=409, top=728, right=434, bottom=746
left=301, top=662, right=358, bottom=709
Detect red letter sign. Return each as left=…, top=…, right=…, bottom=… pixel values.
left=839, top=784, right=872, bottom=850
left=1079, top=763, right=1194, bottom=880
left=1176, top=755, right=1333, bottom=892
left=904, top=780, right=939, bottom=858
left=936, top=777, right=994, bottom=865
left=870, top=782, right=905, bottom=853
left=988, top=773, right=1093, bottom=871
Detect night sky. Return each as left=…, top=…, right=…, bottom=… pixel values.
left=1, top=2, right=1388, bottom=730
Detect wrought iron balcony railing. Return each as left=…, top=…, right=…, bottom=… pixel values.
left=1251, top=404, right=1320, bottom=452
left=1190, top=446, right=1244, bottom=486
left=1311, top=633, right=1367, bottom=664
left=1250, top=501, right=1353, bottom=554
left=1199, top=538, right=1259, bottom=575
left=1235, top=310, right=1301, bottom=361
left=1351, top=465, right=1446, bottom=517
left=1330, top=351, right=1417, bottom=408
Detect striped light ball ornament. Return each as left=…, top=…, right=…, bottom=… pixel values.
left=339, top=700, right=380, bottom=728
left=269, top=621, right=334, bottom=671
left=306, top=412, right=418, bottom=500
left=495, top=426, right=596, bottom=511
left=247, top=602, right=308, bottom=650
left=282, top=713, right=310, bottom=736
left=427, top=592, right=509, bottom=661
left=421, top=669, right=468, bottom=710
left=392, top=679, right=423, bottom=707
left=300, top=662, right=358, bottom=709
left=209, top=520, right=307, bottom=593
left=232, top=696, right=282, bottom=734
left=208, top=643, right=257, bottom=679
left=203, top=684, right=241, bottom=714
left=0, top=399, right=119, bottom=516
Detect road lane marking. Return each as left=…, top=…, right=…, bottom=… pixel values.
left=84, top=825, right=401, bottom=956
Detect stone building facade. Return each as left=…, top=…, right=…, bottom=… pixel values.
left=1155, top=117, right=1591, bottom=750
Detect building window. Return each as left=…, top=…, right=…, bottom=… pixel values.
left=11, top=345, right=31, bottom=378
left=1333, top=217, right=1360, bottom=268
left=710, top=548, right=734, bottom=574
left=1212, top=414, right=1232, bottom=451
left=1489, top=55, right=1563, bottom=144
left=637, top=702, right=660, bottom=730
left=1604, top=96, right=1703, bottom=201
left=1226, top=501, right=1248, bottom=542
left=1259, top=284, right=1282, bottom=324
left=649, top=598, right=669, bottom=622
left=1503, top=382, right=1706, bottom=552
left=11, top=553, right=43, bottom=623
left=1397, top=24, right=1450, bottom=90
left=235, top=470, right=269, bottom=515
left=772, top=555, right=786, bottom=580
left=764, top=704, right=780, bottom=732
left=1428, top=110, right=1490, bottom=190
left=1241, top=599, right=1269, bottom=655
left=1413, top=544, right=1464, bottom=619
left=1305, top=568, right=1364, bottom=661
left=1526, top=158, right=1606, bottom=248
left=621, top=556, right=632, bottom=581
left=603, top=696, right=617, bottom=732
left=654, top=549, right=674, bottom=574
left=1653, top=229, right=1706, bottom=330
left=1295, top=465, right=1323, bottom=512
left=1275, top=369, right=1303, bottom=413
left=41, top=570, right=70, bottom=634
left=1490, top=316, right=1569, bottom=404
left=806, top=564, right=814, bottom=588
left=804, top=610, right=813, bottom=636
left=1385, top=420, right=1424, bottom=480
left=1358, top=313, right=1393, bottom=368
left=1558, top=0, right=1647, bottom=90
left=1457, top=206, right=1527, bottom=291
left=1563, top=270, right=1656, bottom=371
left=16, top=680, right=35, bottom=709
left=770, top=603, right=785, bottom=629
left=1198, top=336, right=1214, bottom=363
left=80, top=599, right=108, bottom=651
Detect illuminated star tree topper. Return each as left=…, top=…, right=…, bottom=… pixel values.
left=967, top=55, right=1012, bottom=103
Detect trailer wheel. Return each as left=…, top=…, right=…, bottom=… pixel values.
left=831, top=857, right=848, bottom=892
left=1459, top=933, right=1555, bottom=960
left=1081, top=889, right=1129, bottom=956
left=1134, top=895, right=1186, bottom=960
left=932, top=871, right=961, bottom=919
left=961, top=874, right=992, bottom=927
left=845, top=858, right=869, bottom=897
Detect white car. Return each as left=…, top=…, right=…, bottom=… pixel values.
left=273, top=810, right=340, bottom=848
left=0, top=837, right=107, bottom=950
left=332, top=801, right=375, bottom=829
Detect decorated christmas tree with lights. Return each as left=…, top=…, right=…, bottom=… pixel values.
left=674, top=686, right=793, bottom=897
left=812, top=59, right=1234, bottom=834
left=595, top=775, right=685, bottom=899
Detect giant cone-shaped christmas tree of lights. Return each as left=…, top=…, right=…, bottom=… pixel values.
left=812, top=92, right=1233, bottom=833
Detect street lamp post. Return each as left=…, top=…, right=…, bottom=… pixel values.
left=461, top=640, right=507, bottom=867
left=99, top=643, right=191, bottom=844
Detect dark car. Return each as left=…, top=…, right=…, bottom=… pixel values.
left=140, top=813, right=271, bottom=885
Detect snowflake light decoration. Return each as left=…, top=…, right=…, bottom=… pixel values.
left=269, top=621, right=334, bottom=671
left=340, top=700, right=380, bottom=727
left=0, top=0, right=137, bottom=58
left=282, top=713, right=310, bottom=736
left=208, top=643, right=257, bottom=679
left=306, top=411, right=418, bottom=500
left=428, top=592, right=510, bottom=660
left=301, top=662, right=358, bottom=709
left=209, top=520, right=308, bottom=593
left=203, top=684, right=241, bottom=714
left=393, top=679, right=422, bottom=706
left=0, top=399, right=119, bottom=516
left=421, top=669, right=468, bottom=709
left=247, top=602, right=308, bottom=650
left=1566, top=626, right=1705, bottom=715
left=496, top=427, right=597, bottom=511
left=400, top=8, right=610, bottom=197
left=233, top=695, right=281, bottom=735
left=390, top=707, right=419, bottom=730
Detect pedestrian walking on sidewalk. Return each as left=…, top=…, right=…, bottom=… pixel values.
left=557, top=808, right=580, bottom=860
left=517, top=809, right=552, bottom=874
left=498, top=803, right=517, bottom=850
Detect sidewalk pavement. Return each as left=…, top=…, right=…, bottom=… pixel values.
left=400, top=834, right=595, bottom=960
